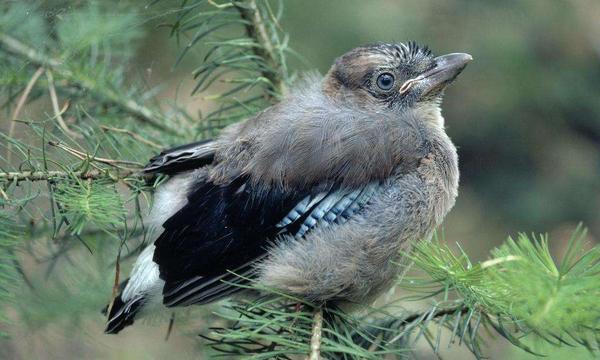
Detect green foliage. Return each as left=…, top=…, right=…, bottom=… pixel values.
left=202, top=286, right=412, bottom=359
left=0, top=0, right=168, bottom=343
left=53, top=179, right=126, bottom=237
left=406, top=226, right=600, bottom=356
left=160, top=0, right=292, bottom=135
left=490, top=230, right=600, bottom=347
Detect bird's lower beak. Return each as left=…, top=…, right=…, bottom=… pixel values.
left=411, top=53, right=472, bottom=96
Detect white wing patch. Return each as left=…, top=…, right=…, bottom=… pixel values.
left=122, top=245, right=164, bottom=302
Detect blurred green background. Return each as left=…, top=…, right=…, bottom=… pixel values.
left=2, top=0, right=600, bottom=359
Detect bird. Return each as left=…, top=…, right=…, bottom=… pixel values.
left=104, top=41, right=471, bottom=334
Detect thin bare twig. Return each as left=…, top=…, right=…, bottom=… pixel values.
left=165, top=313, right=176, bottom=341
left=108, top=248, right=122, bottom=318
left=0, top=32, right=183, bottom=136
left=48, top=141, right=145, bottom=169
left=46, top=69, right=81, bottom=139
left=0, top=186, right=9, bottom=201
left=308, top=307, right=323, bottom=360
left=7, top=67, right=45, bottom=163
left=100, top=125, right=164, bottom=150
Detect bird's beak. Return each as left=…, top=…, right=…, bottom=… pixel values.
left=400, top=53, right=472, bottom=96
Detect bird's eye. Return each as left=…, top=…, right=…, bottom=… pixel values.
left=376, top=73, right=395, bottom=90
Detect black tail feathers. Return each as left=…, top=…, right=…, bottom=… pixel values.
left=103, top=279, right=145, bottom=334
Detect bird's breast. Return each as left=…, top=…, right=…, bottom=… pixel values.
left=414, top=134, right=459, bottom=228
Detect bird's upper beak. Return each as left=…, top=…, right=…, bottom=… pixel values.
left=401, top=53, right=472, bottom=96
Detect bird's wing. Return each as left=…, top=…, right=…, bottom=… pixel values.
left=143, top=139, right=217, bottom=175
left=153, top=175, right=382, bottom=307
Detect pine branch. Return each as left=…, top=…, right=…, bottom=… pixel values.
left=399, top=304, right=470, bottom=327
left=48, top=141, right=145, bottom=170
left=164, top=0, right=291, bottom=135
left=0, top=170, right=136, bottom=183
left=0, top=32, right=183, bottom=137
left=329, top=302, right=476, bottom=359
left=0, top=2, right=160, bottom=341
left=235, top=0, right=286, bottom=100
left=100, top=126, right=164, bottom=150
left=403, top=226, right=600, bottom=356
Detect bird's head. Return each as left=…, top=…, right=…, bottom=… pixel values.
left=323, top=42, right=472, bottom=124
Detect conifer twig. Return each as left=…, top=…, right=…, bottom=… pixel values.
left=308, top=307, right=323, bottom=360
left=399, top=304, right=470, bottom=327
left=235, top=0, right=285, bottom=100
left=0, top=170, right=135, bottom=183
left=48, top=141, right=145, bottom=169
left=100, top=125, right=164, bottom=150
left=0, top=32, right=183, bottom=136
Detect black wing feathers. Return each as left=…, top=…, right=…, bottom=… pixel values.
left=153, top=174, right=382, bottom=307
left=163, top=260, right=260, bottom=307
left=104, top=293, right=144, bottom=334
left=154, top=175, right=316, bottom=307
left=153, top=176, right=311, bottom=284
left=143, top=139, right=216, bottom=175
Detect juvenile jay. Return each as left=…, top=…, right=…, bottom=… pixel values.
left=104, top=42, right=471, bottom=334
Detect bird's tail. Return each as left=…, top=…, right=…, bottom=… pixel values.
left=103, top=279, right=145, bottom=334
